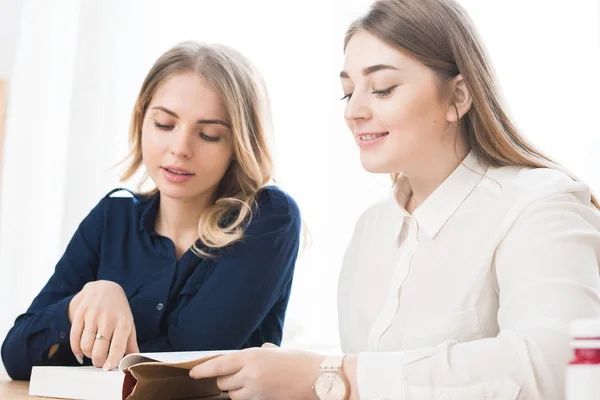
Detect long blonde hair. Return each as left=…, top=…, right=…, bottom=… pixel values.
left=121, top=41, right=275, bottom=257
left=346, top=0, right=599, bottom=208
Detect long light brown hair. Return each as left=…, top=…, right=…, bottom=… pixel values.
left=345, top=0, right=599, bottom=208
left=121, top=41, right=275, bottom=257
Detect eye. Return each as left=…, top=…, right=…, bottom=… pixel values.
left=340, top=93, right=352, bottom=102
left=200, top=133, right=220, bottom=142
left=153, top=121, right=173, bottom=131
left=372, top=85, right=398, bottom=98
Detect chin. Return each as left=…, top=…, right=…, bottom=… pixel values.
left=360, top=155, right=394, bottom=174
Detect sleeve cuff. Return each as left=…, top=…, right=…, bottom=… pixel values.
left=46, top=295, right=75, bottom=345
left=357, top=349, right=435, bottom=399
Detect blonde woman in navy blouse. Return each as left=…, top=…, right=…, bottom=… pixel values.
left=1, top=41, right=301, bottom=380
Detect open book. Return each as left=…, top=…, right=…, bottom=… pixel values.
left=29, top=350, right=233, bottom=399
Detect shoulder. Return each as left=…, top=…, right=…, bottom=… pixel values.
left=255, top=185, right=300, bottom=220
left=84, top=188, right=153, bottom=224
left=486, top=165, right=594, bottom=210
left=101, top=188, right=152, bottom=208
left=483, top=166, right=600, bottom=239
left=232, top=186, right=302, bottom=241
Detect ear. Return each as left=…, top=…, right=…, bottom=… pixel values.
left=445, top=74, right=473, bottom=123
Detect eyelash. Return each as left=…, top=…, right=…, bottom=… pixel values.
left=372, top=85, right=398, bottom=98
left=153, top=122, right=220, bottom=142
left=153, top=122, right=173, bottom=131
left=340, top=85, right=399, bottom=102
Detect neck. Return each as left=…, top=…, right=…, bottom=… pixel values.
left=155, top=191, right=214, bottom=253
left=405, top=138, right=471, bottom=212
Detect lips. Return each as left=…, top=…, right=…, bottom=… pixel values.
left=162, top=166, right=194, bottom=176
left=355, top=132, right=389, bottom=149
left=358, top=132, right=389, bottom=141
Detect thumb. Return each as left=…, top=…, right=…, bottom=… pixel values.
left=261, top=342, right=278, bottom=348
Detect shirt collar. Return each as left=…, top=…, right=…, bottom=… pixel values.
left=393, top=150, right=489, bottom=239
left=139, top=193, right=160, bottom=234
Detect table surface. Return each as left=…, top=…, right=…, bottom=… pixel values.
left=0, top=378, right=46, bottom=399
left=0, top=374, right=230, bottom=399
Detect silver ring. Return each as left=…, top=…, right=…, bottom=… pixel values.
left=83, top=328, right=96, bottom=334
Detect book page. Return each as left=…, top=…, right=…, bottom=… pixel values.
left=119, top=350, right=234, bottom=371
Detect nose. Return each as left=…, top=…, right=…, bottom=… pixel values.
left=169, top=128, right=193, bottom=159
left=344, top=90, right=372, bottom=123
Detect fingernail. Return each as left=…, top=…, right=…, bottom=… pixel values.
left=189, top=370, right=195, bottom=379
left=103, top=363, right=112, bottom=371
left=76, top=354, right=83, bottom=365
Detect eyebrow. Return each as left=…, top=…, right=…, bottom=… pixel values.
left=339, top=64, right=400, bottom=79
left=151, top=106, right=230, bottom=128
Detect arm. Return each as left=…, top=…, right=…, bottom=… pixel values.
left=355, top=192, right=600, bottom=399
left=139, top=194, right=301, bottom=352
left=1, top=199, right=105, bottom=380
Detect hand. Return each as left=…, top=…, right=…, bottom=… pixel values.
left=189, top=343, right=323, bottom=400
left=68, top=280, right=139, bottom=370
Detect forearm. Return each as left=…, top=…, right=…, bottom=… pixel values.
left=353, top=330, right=565, bottom=400
left=1, top=295, right=76, bottom=380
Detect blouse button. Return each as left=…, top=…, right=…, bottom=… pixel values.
left=156, top=303, right=164, bottom=311
left=59, top=331, right=66, bottom=340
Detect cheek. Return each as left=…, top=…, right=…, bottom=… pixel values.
left=382, top=86, right=445, bottom=134
left=141, top=128, right=168, bottom=159
left=140, top=132, right=155, bottom=163
left=193, top=143, right=234, bottom=173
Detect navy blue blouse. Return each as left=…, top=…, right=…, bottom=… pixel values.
left=1, top=185, right=301, bottom=380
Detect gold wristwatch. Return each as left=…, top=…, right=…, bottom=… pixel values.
left=312, top=355, right=350, bottom=400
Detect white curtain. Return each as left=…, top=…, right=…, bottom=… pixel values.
left=0, top=0, right=132, bottom=362
left=1, top=0, right=599, bottom=375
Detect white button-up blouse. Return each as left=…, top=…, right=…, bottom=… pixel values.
left=338, top=151, right=600, bottom=399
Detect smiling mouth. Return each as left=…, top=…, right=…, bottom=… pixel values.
left=359, top=132, right=389, bottom=141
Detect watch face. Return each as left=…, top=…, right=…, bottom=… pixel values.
left=315, top=372, right=348, bottom=400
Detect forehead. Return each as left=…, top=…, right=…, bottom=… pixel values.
left=151, top=72, right=227, bottom=118
left=342, top=31, right=417, bottom=76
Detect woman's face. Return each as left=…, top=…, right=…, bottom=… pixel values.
left=341, top=31, right=454, bottom=176
left=141, top=72, right=235, bottom=202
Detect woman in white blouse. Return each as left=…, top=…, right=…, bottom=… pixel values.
left=190, top=0, right=600, bottom=398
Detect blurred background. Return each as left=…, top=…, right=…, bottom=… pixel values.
left=0, top=0, right=599, bottom=375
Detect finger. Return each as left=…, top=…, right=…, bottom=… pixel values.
left=69, top=308, right=85, bottom=364
left=227, top=387, right=252, bottom=400
left=91, top=318, right=113, bottom=368
left=216, top=372, right=244, bottom=392
left=125, top=323, right=139, bottom=355
left=261, top=342, right=278, bottom=348
left=189, top=352, right=244, bottom=379
left=79, top=317, right=98, bottom=360
left=103, top=323, right=129, bottom=371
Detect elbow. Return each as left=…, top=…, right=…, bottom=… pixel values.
left=4, top=365, right=32, bottom=381
left=1, top=336, right=33, bottom=381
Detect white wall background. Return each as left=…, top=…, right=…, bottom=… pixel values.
left=0, top=0, right=599, bottom=375
left=0, top=0, right=24, bottom=80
